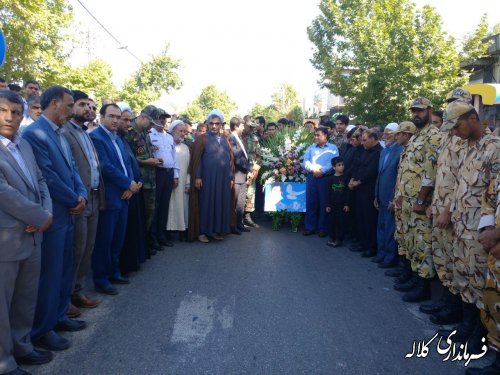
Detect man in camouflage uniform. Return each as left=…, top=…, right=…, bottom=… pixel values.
left=328, top=114, right=349, bottom=155
left=243, top=115, right=261, bottom=228
left=124, top=105, right=163, bottom=253
left=438, top=101, right=500, bottom=350
left=393, top=98, right=441, bottom=302
left=471, top=173, right=500, bottom=374
left=420, top=89, right=472, bottom=324
left=388, top=122, right=416, bottom=280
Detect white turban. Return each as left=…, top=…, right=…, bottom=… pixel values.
left=168, top=119, right=185, bottom=134
left=206, top=109, right=224, bottom=123
left=385, top=122, right=399, bottom=133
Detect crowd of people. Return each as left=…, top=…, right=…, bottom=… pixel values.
left=301, top=90, right=499, bottom=375
left=0, top=77, right=499, bottom=375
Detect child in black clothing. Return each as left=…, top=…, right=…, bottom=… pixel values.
left=325, top=157, right=350, bottom=247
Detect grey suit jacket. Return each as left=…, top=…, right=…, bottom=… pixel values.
left=63, top=121, right=105, bottom=211
left=0, top=137, right=52, bottom=261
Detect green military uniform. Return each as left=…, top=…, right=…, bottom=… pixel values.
left=244, top=128, right=261, bottom=213
left=430, top=134, right=463, bottom=292
left=394, top=122, right=441, bottom=279
left=450, top=129, right=499, bottom=308
left=125, top=118, right=156, bottom=229
left=480, top=171, right=500, bottom=352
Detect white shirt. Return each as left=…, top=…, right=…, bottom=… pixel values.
left=231, top=131, right=248, bottom=159
left=148, top=128, right=179, bottom=178
left=0, top=134, right=35, bottom=189
left=99, top=124, right=128, bottom=177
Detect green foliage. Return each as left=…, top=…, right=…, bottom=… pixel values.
left=461, top=14, right=493, bottom=64
left=251, top=83, right=303, bottom=123
left=261, top=124, right=313, bottom=157
left=62, top=59, right=118, bottom=107
left=0, top=0, right=74, bottom=86
left=308, top=0, right=468, bottom=124
left=119, top=46, right=182, bottom=112
left=186, top=85, right=236, bottom=121
left=184, top=102, right=205, bottom=123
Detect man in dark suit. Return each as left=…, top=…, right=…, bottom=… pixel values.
left=62, top=90, right=103, bottom=317
left=23, top=85, right=88, bottom=352
left=0, top=91, right=54, bottom=375
left=349, top=129, right=383, bottom=258
left=228, top=116, right=251, bottom=234
left=90, top=104, right=141, bottom=295
left=374, top=124, right=404, bottom=267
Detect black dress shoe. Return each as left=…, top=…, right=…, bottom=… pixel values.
left=394, top=274, right=417, bottom=291
left=378, top=261, right=398, bottom=269
left=33, top=331, right=70, bottom=351
left=361, top=251, right=376, bottom=258
left=5, top=368, right=32, bottom=375
left=230, top=227, right=242, bottom=235
left=385, top=268, right=406, bottom=277
left=159, top=240, right=174, bottom=247
left=110, top=276, right=130, bottom=285
left=402, top=278, right=431, bottom=302
left=55, top=318, right=86, bottom=332
left=95, top=284, right=118, bottom=295
left=419, top=300, right=447, bottom=315
left=237, top=225, right=250, bottom=232
left=16, top=349, right=53, bottom=365
left=371, top=256, right=384, bottom=263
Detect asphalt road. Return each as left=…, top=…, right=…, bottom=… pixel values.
left=29, top=220, right=493, bottom=375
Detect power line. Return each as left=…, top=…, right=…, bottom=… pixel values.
left=75, top=0, right=142, bottom=64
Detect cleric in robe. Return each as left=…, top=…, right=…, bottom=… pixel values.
left=188, top=110, right=235, bottom=242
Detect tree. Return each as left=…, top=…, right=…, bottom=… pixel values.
left=308, top=0, right=467, bottom=124
left=0, top=0, right=74, bottom=86
left=271, top=83, right=301, bottom=115
left=62, top=59, right=118, bottom=106
left=119, top=46, right=182, bottom=112
left=250, top=103, right=281, bottom=123
left=188, top=85, right=236, bottom=120
left=183, top=102, right=204, bottom=123
left=461, top=14, right=493, bottom=65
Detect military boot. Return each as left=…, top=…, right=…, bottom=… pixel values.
left=438, top=302, right=478, bottom=343
left=394, top=260, right=413, bottom=284
left=394, top=272, right=418, bottom=292
left=420, top=287, right=450, bottom=315
left=466, top=351, right=500, bottom=375
left=402, top=277, right=431, bottom=302
left=430, top=292, right=463, bottom=325
left=244, top=213, right=259, bottom=228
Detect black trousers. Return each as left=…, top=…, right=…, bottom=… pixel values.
left=355, top=187, right=378, bottom=252
left=150, top=168, right=174, bottom=244
left=234, top=182, right=247, bottom=227
left=328, top=207, right=346, bottom=243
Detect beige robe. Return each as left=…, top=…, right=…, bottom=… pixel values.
left=167, top=142, right=190, bottom=231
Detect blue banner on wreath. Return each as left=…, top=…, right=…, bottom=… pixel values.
left=264, top=182, right=306, bottom=212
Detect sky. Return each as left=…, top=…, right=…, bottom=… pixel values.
left=68, top=0, right=500, bottom=114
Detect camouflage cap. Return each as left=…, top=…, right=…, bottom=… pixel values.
left=158, top=108, right=171, bottom=118
left=396, top=121, right=417, bottom=134
left=445, top=88, right=472, bottom=103
left=440, top=101, right=475, bottom=132
left=141, top=105, right=162, bottom=127
left=409, top=97, right=432, bottom=110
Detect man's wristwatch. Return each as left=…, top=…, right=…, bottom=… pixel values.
left=416, top=198, right=425, bottom=205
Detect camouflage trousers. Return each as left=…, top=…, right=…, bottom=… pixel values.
left=394, top=207, right=406, bottom=256
left=481, top=253, right=500, bottom=352
left=452, top=232, right=488, bottom=309
left=143, top=188, right=155, bottom=230
left=245, top=181, right=256, bottom=213
left=431, top=224, right=456, bottom=292
left=402, top=197, right=435, bottom=279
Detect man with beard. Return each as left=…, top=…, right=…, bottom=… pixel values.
left=188, top=110, right=234, bottom=242
left=329, top=114, right=349, bottom=155
left=438, top=101, right=500, bottom=354
left=23, top=86, right=87, bottom=351
left=393, top=98, right=441, bottom=303
left=348, top=129, right=382, bottom=257
left=62, top=90, right=103, bottom=317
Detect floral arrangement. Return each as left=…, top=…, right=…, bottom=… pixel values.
left=260, top=126, right=314, bottom=185
left=260, top=125, right=314, bottom=231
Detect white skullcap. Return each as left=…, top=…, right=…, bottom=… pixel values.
left=346, top=125, right=356, bottom=132
left=385, top=122, right=399, bottom=133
